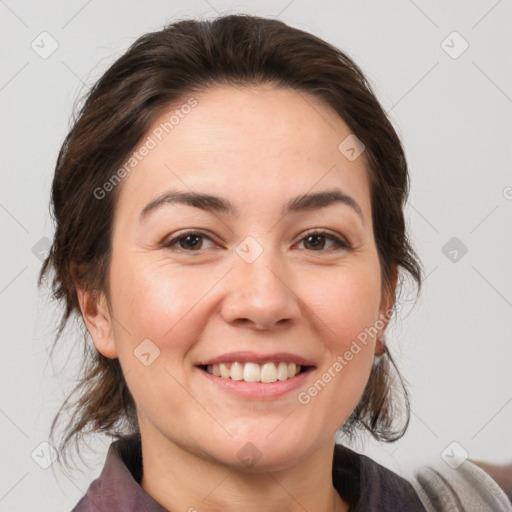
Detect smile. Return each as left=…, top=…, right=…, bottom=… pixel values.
left=199, top=361, right=309, bottom=383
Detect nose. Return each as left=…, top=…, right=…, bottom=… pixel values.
left=219, top=249, right=302, bottom=331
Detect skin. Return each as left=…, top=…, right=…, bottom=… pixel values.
left=76, top=84, right=397, bottom=512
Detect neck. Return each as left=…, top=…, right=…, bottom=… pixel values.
left=139, top=428, right=349, bottom=512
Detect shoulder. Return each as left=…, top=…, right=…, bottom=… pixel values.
left=334, top=443, right=512, bottom=512
left=406, top=457, right=512, bottom=512
left=69, top=436, right=167, bottom=512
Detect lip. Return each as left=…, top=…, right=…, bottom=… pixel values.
left=196, top=365, right=315, bottom=399
left=195, top=351, right=316, bottom=367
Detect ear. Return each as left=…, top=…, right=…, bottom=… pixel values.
left=374, top=265, right=398, bottom=357
left=72, top=263, right=118, bottom=359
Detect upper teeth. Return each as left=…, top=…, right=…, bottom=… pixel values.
left=206, top=362, right=302, bottom=382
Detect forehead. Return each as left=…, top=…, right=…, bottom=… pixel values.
left=114, top=84, right=371, bottom=224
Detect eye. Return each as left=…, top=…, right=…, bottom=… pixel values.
left=161, top=229, right=350, bottom=253
left=161, top=231, right=215, bottom=252
left=295, top=230, right=350, bottom=252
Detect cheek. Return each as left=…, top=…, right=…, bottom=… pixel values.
left=108, top=258, right=208, bottom=417
left=298, top=261, right=381, bottom=410
left=306, top=260, right=382, bottom=349
left=111, top=257, right=207, bottom=348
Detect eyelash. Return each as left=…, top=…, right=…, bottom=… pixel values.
left=161, top=229, right=351, bottom=253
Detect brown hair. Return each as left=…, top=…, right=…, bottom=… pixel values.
left=38, top=13, right=423, bottom=471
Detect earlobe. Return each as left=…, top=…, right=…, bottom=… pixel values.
left=75, top=286, right=118, bottom=359
left=374, top=335, right=386, bottom=357
left=375, top=265, right=399, bottom=357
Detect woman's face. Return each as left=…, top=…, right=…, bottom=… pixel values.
left=88, top=84, right=395, bottom=470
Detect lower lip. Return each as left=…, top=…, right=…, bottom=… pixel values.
left=196, top=366, right=314, bottom=399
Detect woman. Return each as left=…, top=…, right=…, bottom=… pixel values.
left=38, top=14, right=512, bottom=511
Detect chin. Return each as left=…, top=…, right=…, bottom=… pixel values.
left=204, top=432, right=310, bottom=473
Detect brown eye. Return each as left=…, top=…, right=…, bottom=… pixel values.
left=162, top=231, right=215, bottom=252
left=297, top=231, right=350, bottom=252
left=161, top=229, right=350, bottom=254
left=176, top=234, right=203, bottom=250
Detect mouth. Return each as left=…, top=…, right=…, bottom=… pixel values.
left=196, top=361, right=314, bottom=383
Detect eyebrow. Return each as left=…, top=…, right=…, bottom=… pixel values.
left=138, top=188, right=365, bottom=225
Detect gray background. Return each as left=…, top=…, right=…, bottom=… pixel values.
left=1, top=1, right=511, bottom=510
